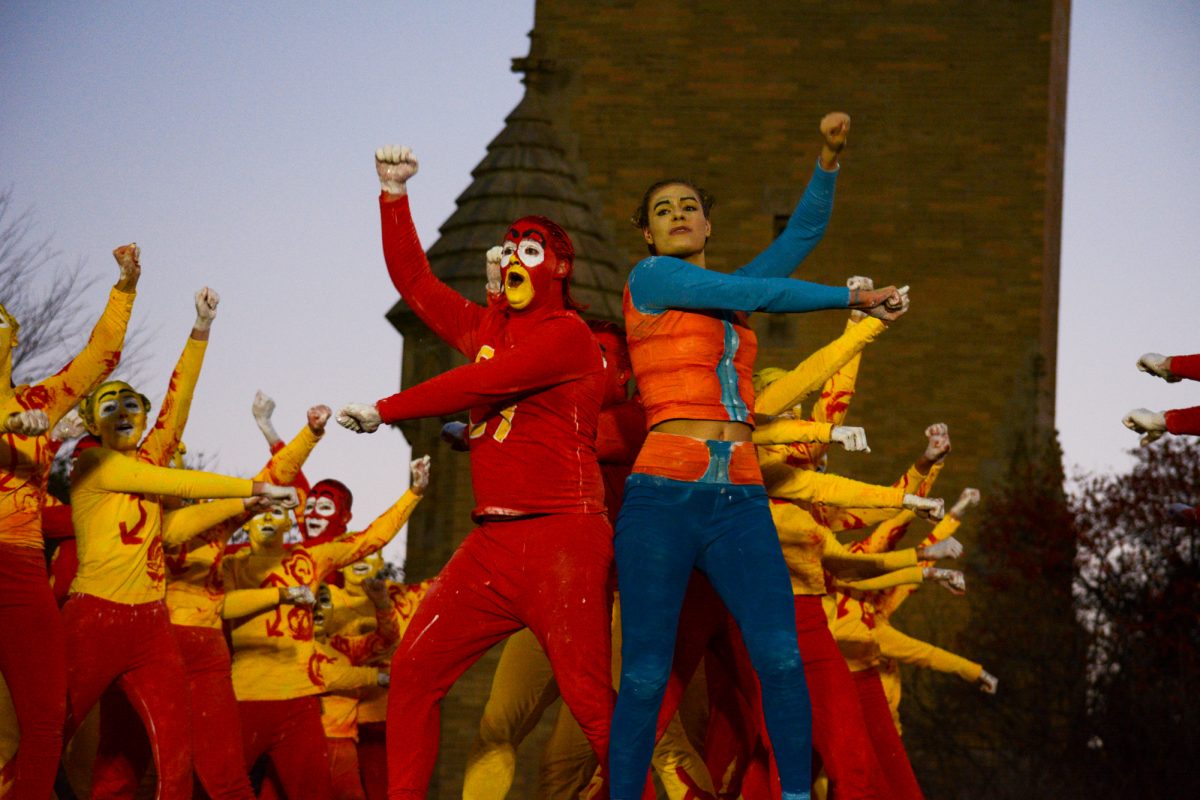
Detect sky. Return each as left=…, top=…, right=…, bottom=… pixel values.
left=2, top=1, right=1198, bottom=564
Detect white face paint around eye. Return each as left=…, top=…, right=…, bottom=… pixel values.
left=517, top=240, right=544, bottom=268
left=99, top=400, right=120, bottom=418
left=500, top=242, right=517, bottom=260
left=122, top=396, right=143, bottom=413
left=313, top=498, right=337, bottom=518
left=304, top=496, right=316, bottom=515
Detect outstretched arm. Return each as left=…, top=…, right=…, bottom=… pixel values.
left=4, top=244, right=140, bottom=426
left=140, top=288, right=219, bottom=466
left=312, top=457, right=429, bottom=575
left=376, top=146, right=485, bottom=356
left=735, top=112, right=847, bottom=279
left=339, top=317, right=598, bottom=431
left=754, top=315, right=887, bottom=416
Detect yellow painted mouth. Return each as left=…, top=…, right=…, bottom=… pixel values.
left=504, top=265, right=534, bottom=310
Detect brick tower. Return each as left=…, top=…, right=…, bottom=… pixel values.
left=388, top=1, right=1069, bottom=795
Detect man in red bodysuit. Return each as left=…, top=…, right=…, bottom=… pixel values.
left=338, top=145, right=613, bottom=800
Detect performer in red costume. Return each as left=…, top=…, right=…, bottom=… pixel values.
left=338, top=145, right=613, bottom=800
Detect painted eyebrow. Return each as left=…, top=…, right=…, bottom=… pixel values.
left=97, top=389, right=121, bottom=402
left=653, top=195, right=699, bottom=208
left=519, top=230, right=547, bottom=245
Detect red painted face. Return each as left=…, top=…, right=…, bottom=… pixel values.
left=499, top=220, right=569, bottom=313
left=304, top=482, right=352, bottom=542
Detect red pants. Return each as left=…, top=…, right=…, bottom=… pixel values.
left=852, top=668, right=923, bottom=800
left=357, top=723, right=387, bottom=800
left=329, top=738, right=367, bottom=800
left=239, top=697, right=332, bottom=799
left=88, top=625, right=256, bottom=799
left=386, top=514, right=614, bottom=800
left=62, top=594, right=193, bottom=800
left=691, top=594, right=888, bottom=800
left=0, top=544, right=67, bottom=799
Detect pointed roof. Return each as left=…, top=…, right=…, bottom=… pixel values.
left=388, top=45, right=626, bottom=326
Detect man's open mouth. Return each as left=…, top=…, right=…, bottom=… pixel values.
left=506, top=272, right=525, bottom=288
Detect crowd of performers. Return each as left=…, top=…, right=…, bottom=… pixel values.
left=0, top=112, right=1013, bottom=800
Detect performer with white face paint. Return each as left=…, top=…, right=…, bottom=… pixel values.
left=65, top=286, right=299, bottom=800
left=221, top=456, right=429, bottom=800
left=0, top=244, right=139, bottom=799
left=338, top=145, right=613, bottom=800
left=91, top=403, right=329, bottom=799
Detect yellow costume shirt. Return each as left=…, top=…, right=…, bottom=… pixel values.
left=0, top=287, right=135, bottom=548
left=165, top=425, right=321, bottom=629
left=225, top=492, right=422, bottom=701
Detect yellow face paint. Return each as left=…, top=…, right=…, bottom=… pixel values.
left=89, top=381, right=148, bottom=452
left=503, top=264, right=535, bottom=310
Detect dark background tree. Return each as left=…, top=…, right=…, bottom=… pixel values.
left=903, top=425, right=1090, bottom=799
left=1071, top=436, right=1200, bottom=798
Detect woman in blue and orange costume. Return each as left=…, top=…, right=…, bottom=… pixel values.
left=610, top=112, right=910, bottom=800
left=64, top=288, right=299, bottom=800
left=88, top=399, right=332, bottom=800
left=0, top=243, right=139, bottom=799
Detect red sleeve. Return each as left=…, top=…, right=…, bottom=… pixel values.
left=376, top=316, right=597, bottom=423
left=1165, top=405, right=1200, bottom=436
left=380, top=193, right=485, bottom=357
left=597, top=396, right=647, bottom=465
left=1169, top=354, right=1200, bottom=382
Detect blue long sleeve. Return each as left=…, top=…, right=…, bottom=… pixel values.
left=735, top=161, right=838, bottom=279
left=628, top=257, right=849, bottom=315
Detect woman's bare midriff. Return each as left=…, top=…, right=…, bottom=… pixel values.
left=651, top=418, right=752, bottom=442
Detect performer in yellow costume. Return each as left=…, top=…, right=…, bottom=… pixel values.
left=0, top=243, right=139, bottom=799
left=223, top=455, right=429, bottom=799
left=92, top=400, right=331, bottom=799
left=65, top=287, right=298, bottom=800
left=843, top=487, right=997, bottom=736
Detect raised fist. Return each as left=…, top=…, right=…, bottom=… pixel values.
left=920, top=536, right=963, bottom=561
left=950, top=487, right=980, bottom=519
left=1136, top=352, right=1178, bottom=382
left=282, top=586, right=316, bottom=606
left=307, top=405, right=332, bottom=435
left=905, top=494, right=945, bottom=521
left=4, top=409, right=50, bottom=436
left=846, top=275, right=874, bottom=293
left=252, top=391, right=276, bottom=422
left=257, top=484, right=299, bottom=509
left=819, top=112, right=851, bottom=153
left=830, top=425, right=870, bottom=453
left=376, top=145, right=419, bottom=195
left=485, top=245, right=504, bottom=295
left=112, top=243, right=141, bottom=292
left=50, top=409, right=87, bottom=442
left=978, top=669, right=999, bottom=694
left=410, top=455, right=431, bottom=495
left=1122, top=408, right=1167, bottom=446
left=852, top=285, right=910, bottom=323
left=924, top=423, right=951, bottom=464
left=925, top=567, right=966, bottom=596
left=337, top=403, right=382, bottom=434
left=194, top=287, right=220, bottom=328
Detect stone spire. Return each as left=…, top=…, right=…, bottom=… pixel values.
left=388, top=35, right=625, bottom=324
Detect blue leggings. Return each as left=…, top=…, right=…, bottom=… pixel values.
left=610, top=471, right=812, bottom=800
